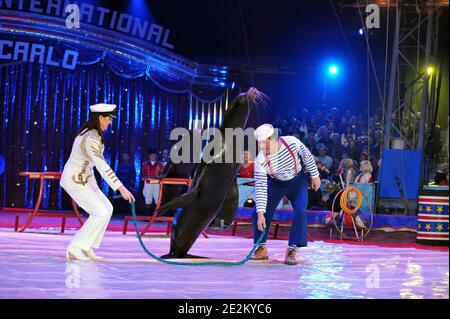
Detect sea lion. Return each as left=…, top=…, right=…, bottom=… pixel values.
left=156, top=161, right=198, bottom=217
left=158, top=160, right=238, bottom=226
left=157, top=87, right=267, bottom=258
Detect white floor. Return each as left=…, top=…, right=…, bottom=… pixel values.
left=0, top=228, right=448, bottom=299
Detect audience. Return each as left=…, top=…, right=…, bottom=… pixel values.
left=439, top=173, right=449, bottom=186
left=273, top=105, right=381, bottom=167
left=355, top=160, right=373, bottom=184
left=434, top=162, right=449, bottom=186
left=346, top=138, right=361, bottom=162
left=141, top=149, right=165, bottom=213
left=271, top=105, right=385, bottom=209
left=316, top=160, right=331, bottom=180
left=239, top=150, right=255, bottom=178
left=341, top=126, right=356, bottom=147
left=315, top=144, right=333, bottom=170
left=125, top=106, right=392, bottom=214
left=160, top=148, right=171, bottom=167
left=329, top=133, right=344, bottom=166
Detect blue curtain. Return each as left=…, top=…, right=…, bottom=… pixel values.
left=0, top=61, right=195, bottom=210
left=378, top=149, right=422, bottom=200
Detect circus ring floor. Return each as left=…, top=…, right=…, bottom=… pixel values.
left=0, top=228, right=448, bottom=299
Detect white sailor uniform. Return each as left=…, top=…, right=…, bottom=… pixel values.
left=60, top=129, right=122, bottom=251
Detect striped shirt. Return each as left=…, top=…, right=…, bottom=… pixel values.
left=254, top=136, right=319, bottom=213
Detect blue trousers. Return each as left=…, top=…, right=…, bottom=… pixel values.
left=253, top=172, right=309, bottom=247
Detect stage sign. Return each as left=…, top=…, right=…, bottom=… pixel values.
left=0, top=1, right=174, bottom=50
left=0, top=40, right=78, bottom=70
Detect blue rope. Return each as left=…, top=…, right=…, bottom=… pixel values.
left=114, top=195, right=266, bottom=266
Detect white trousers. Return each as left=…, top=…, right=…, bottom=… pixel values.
left=65, top=186, right=113, bottom=251
left=142, top=183, right=160, bottom=205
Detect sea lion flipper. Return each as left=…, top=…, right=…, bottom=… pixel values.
left=161, top=161, right=174, bottom=176
left=190, top=161, right=206, bottom=188
left=221, top=178, right=239, bottom=227
left=156, top=190, right=197, bottom=215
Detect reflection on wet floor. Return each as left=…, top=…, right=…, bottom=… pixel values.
left=0, top=229, right=448, bottom=299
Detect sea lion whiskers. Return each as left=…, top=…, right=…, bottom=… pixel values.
left=246, top=87, right=269, bottom=106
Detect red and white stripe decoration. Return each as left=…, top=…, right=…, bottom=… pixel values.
left=418, top=196, right=449, bottom=206
left=416, top=233, right=449, bottom=240
left=417, top=194, right=448, bottom=242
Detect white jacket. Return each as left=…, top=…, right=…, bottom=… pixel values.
left=60, top=129, right=123, bottom=192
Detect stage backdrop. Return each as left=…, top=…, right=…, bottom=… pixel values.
left=0, top=5, right=234, bottom=210
left=0, top=61, right=231, bottom=210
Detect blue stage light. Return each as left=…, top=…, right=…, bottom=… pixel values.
left=328, top=65, right=338, bottom=76
left=127, top=0, right=153, bottom=20
left=359, top=28, right=364, bottom=35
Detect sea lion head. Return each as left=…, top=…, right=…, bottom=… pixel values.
left=230, top=87, right=269, bottom=111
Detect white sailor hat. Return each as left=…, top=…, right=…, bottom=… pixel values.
left=90, top=103, right=117, bottom=118
left=254, top=123, right=275, bottom=142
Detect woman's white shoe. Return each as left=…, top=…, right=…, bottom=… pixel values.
left=66, top=246, right=91, bottom=261
left=84, top=249, right=104, bottom=260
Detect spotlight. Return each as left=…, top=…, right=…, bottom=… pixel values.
left=328, top=65, right=338, bottom=76
left=358, top=28, right=364, bottom=35
left=426, top=66, right=434, bottom=75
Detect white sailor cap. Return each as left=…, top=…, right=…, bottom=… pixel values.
left=89, top=103, right=117, bottom=118
left=254, top=123, right=275, bottom=142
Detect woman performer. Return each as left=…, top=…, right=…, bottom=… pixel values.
left=60, top=103, right=135, bottom=260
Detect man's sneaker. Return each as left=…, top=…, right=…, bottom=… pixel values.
left=284, top=247, right=298, bottom=265
left=250, top=245, right=268, bottom=260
